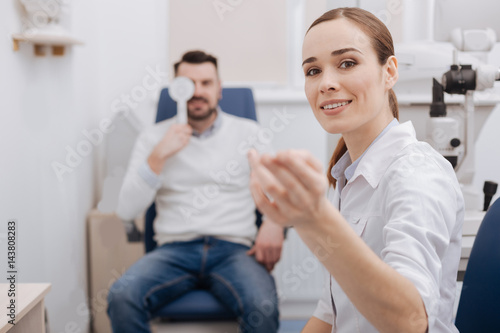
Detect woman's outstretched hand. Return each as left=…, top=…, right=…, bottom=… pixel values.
left=247, top=149, right=330, bottom=228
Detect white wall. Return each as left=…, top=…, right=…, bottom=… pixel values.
left=0, top=1, right=168, bottom=332
left=169, top=0, right=288, bottom=85
left=0, top=1, right=94, bottom=332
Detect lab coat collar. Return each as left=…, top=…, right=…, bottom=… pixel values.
left=331, top=150, right=352, bottom=182
left=351, top=121, right=418, bottom=188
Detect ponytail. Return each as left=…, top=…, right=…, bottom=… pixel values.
left=327, top=137, right=348, bottom=189
left=389, top=89, right=399, bottom=119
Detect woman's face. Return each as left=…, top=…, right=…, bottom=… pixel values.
left=302, top=18, right=397, bottom=136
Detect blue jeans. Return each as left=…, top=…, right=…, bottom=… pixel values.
left=107, top=237, right=279, bottom=333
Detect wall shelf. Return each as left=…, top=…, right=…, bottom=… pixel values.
left=12, top=33, right=83, bottom=56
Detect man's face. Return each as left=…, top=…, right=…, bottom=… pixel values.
left=176, top=62, right=222, bottom=121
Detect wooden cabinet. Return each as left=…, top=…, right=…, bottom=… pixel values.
left=87, top=209, right=144, bottom=333
left=0, top=283, right=51, bottom=333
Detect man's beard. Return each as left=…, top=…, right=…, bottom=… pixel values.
left=187, top=97, right=218, bottom=121
left=187, top=106, right=216, bottom=121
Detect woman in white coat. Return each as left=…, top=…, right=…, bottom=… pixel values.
left=248, top=7, right=464, bottom=333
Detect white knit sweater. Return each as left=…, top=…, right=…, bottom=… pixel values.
left=116, top=111, right=272, bottom=247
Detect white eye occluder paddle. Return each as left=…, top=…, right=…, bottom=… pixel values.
left=168, top=76, right=195, bottom=124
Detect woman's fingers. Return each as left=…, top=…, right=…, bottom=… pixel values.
left=249, top=153, right=287, bottom=199
left=247, top=148, right=260, bottom=170
left=247, top=149, right=328, bottom=226
left=253, top=153, right=306, bottom=214
left=249, top=175, right=277, bottom=216
left=275, top=150, right=327, bottom=194
left=249, top=149, right=323, bottom=206
left=248, top=150, right=287, bottom=224
left=261, top=155, right=307, bottom=207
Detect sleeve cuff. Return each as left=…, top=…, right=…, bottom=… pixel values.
left=138, top=161, right=162, bottom=190
left=313, top=298, right=335, bottom=325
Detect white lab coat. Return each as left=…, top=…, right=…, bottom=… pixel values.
left=313, top=121, right=464, bottom=333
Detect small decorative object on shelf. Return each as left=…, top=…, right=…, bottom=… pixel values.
left=13, top=0, right=83, bottom=56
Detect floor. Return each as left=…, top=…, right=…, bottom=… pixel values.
left=279, top=320, right=308, bottom=332
left=152, top=319, right=308, bottom=333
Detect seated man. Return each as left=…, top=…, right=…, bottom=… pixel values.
left=107, top=50, right=284, bottom=333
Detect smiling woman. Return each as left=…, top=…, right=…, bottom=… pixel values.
left=301, top=9, right=399, bottom=186
left=248, top=7, right=464, bottom=333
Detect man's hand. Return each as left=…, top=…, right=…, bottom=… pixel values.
left=122, top=220, right=143, bottom=243
left=247, top=219, right=285, bottom=272
left=148, top=124, right=192, bottom=174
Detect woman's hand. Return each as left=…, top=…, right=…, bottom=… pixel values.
left=247, top=149, right=330, bottom=228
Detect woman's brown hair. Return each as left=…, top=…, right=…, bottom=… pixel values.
left=307, top=7, right=399, bottom=188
